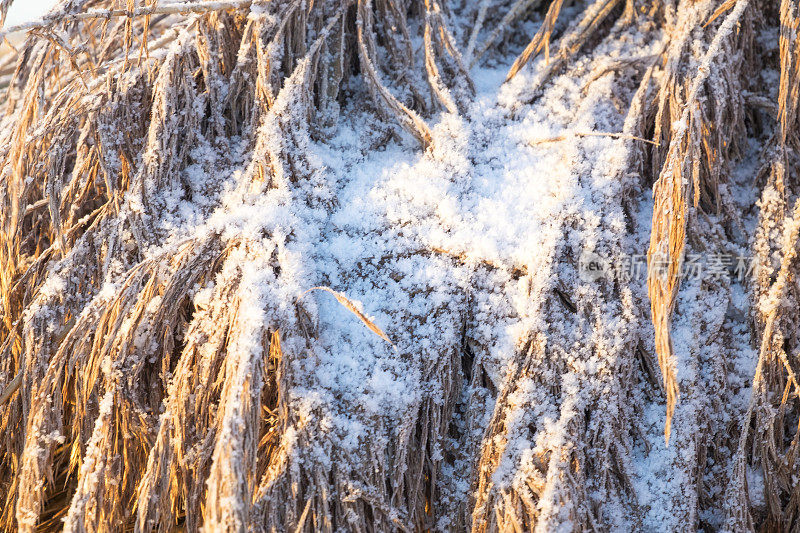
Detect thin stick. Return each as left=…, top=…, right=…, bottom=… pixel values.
left=301, top=286, right=396, bottom=347
left=0, top=371, right=21, bottom=405
left=528, top=131, right=660, bottom=146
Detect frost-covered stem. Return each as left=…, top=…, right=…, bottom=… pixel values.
left=464, top=0, right=491, bottom=63
left=0, top=371, right=20, bottom=404
left=647, top=0, right=751, bottom=443
left=0, top=0, right=254, bottom=41
left=469, top=0, right=542, bottom=67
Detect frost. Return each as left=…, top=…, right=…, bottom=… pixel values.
left=2, top=0, right=784, bottom=531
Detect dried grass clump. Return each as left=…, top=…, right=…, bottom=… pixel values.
left=646, top=0, right=752, bottom=443
left=0, top=0, right=471, bottom=530
left=469, top=23, right=656, bottom=531
left=723, top=0, right=800, bottom=529
left=0, top=0, right=799, bottom=531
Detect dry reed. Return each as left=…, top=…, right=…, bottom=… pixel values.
left=0, top=0, right=796, bottom=531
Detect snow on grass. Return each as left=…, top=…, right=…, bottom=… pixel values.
left=37, top=6, right=761, bottom=529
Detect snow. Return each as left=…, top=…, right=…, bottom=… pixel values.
left=9, top=0, right=777, bottom=530
left=154, top=12, right=672, bottom=528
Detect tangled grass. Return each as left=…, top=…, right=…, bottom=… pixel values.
left=0, top=0, right=799, bottom=531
